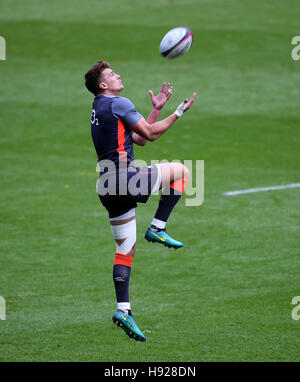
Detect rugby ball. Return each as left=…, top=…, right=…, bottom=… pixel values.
left=159, top=27, right=193, bottom=58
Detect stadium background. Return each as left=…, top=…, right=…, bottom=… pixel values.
left=0, top=0, right=299, bottom=362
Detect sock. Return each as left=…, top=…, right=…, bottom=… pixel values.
left=117, top=302, right=131, bottom=315
left=153, top=178, right=188, bottom=223
left=151, top=218, right=166, bottom=231
left=113, top=253, right=133, bottom=315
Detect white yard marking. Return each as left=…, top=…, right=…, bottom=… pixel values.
left=224, top=183, right=300, bottom=196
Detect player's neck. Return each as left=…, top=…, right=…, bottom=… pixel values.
left=102, top=89, right=121, bottom=96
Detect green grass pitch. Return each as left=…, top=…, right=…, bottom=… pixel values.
left=0, top=0, right=300, bottom=362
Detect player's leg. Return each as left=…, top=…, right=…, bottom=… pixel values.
left=145, top=162, right=189, bottom=248
left=110, top=212, right=136, bottom=317
left=154, top=162, right=189, bottom=225
left=110, top=208, right=146, bottom=341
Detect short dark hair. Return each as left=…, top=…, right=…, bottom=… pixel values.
left=84, top=60, right=110, bottom=96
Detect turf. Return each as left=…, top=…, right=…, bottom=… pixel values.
left=0, top=0, right=300, bottom=362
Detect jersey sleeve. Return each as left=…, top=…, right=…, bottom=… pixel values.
left=111, top=97, right=143, bottom=127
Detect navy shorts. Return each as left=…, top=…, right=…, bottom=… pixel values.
left=97, top=165, right=160, bottom=218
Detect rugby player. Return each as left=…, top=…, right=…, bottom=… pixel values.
left=84, top=60, right=196, bottom=341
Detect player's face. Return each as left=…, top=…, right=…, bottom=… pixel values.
left=99, top=68, right=124, bottom=94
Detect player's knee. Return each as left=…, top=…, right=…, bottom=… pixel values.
left=182, top=165, right=190, bottom=181
left=110, top=218, right=136, bottom=255
left=175, top=163, right=189, bottom=181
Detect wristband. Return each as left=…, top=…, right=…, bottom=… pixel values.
left=174, top=101, right=186, bottom=117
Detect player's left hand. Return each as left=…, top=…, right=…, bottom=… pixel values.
left=149, top=82, right=173, bottom=111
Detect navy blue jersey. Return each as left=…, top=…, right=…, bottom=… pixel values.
left=91, top=94, right=142, bottom=169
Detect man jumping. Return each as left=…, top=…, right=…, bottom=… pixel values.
left=84, top=60, right=196, bottom=342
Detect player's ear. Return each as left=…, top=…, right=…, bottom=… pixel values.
left=99, top=82, right=107, bottom=90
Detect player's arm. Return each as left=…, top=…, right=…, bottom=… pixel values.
left=131, top=110, right=160, bottom=146
left=131, top=93, right=196, bottom=142
left=131, top=132, right=148, bottom=146
left=131, top=114, right=178, bottom=142
left=132, top=82, right=173, bottom=146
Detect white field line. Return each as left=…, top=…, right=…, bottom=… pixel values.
left=224, top=183, right=300, bottom=196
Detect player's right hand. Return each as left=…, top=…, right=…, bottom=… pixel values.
left=175, top=93, right=196, bottom=117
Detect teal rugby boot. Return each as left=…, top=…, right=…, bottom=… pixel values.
left=112, top=310, right=146, bottom=342
left=144, top=227, right=184, bottom=249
